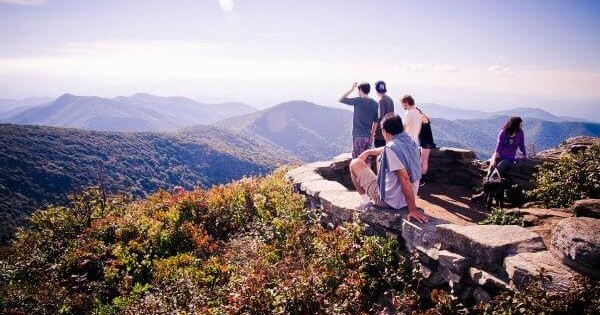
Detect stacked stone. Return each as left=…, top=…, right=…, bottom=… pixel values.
left=286, top=150, right=598, bottom=305
left=428, top=148, right=481, bottom=187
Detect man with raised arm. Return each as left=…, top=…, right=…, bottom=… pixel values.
left=339, top=82, right=379, bottom=160
left=348, top=113, right=428, bottom=223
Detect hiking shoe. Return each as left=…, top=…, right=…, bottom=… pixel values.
left=355, top=202, right=373, bottom=211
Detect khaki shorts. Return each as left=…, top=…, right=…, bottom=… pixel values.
left=356, top=167, right=389, bottom=208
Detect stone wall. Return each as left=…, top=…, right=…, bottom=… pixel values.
left=286, top=147, right=591, bottom=303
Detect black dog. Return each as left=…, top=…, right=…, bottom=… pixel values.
left=482, top=177, right=507, bottom=210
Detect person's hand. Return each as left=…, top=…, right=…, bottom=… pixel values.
left=407, top=208, right=428, bottom=224
left=358, top=150, right=370, bottom=162
left=351, top=82, right=358, bottom=90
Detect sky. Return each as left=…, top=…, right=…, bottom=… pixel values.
left=0, top=0, right=599, bottom=117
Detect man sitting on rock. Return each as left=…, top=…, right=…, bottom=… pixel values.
left=349, top=113, right=429, bottom=223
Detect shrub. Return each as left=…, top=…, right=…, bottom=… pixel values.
left=528, top=145, right=600, bottom=208
left=480, top=208, right=524, bottom=226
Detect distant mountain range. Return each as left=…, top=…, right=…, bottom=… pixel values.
left=1, top=98, right=598, bottom=242
left=214, top=101, right=600, bottom=160
left=417, top=103, right=588, bottom=122
left=0, top=93, right=256, bottom=131
left=0, top=123, right=291, bottom=243
left=0, top=97, right=53, bottom=120
left=219, top=100, right=353, bottom=161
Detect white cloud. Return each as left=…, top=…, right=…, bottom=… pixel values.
left=1, top=40, right=599, bottom=104
left=217, top=0, right=234, bottom=12
left=402, top=63, right=461, bottom=73
left=488, top=64, right=515, bottom=76
left=0, top=0, right=46, bottom=5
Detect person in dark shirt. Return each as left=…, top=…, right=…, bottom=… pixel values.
left=416, top=107, right=436, bottom=185
left=339, top=82, right=379, bottom=160
left=374, top=81, right=395, bottom=148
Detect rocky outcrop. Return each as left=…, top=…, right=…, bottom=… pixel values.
left=536, top=136, right=600, bottom=162
left=573, top=199, right=600, bottom=219
left=287, top=146, right=595, bottom=303
left=504, top=251, right=580, bottom=293
left=436, top=224, right=547, bottom=274
left=551, top=217, right=600, bottom=278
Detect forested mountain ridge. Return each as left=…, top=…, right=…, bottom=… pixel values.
left=1, top=93, right=257, bottom=132
left=0, top=123, right=291, bottom=243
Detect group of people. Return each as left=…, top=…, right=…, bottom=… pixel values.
left=339, top=81, right=435, bottom=223
left=339, top=81, right=527, bottom=223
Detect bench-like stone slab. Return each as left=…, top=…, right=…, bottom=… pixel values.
left=504, top=251, right=579, bottom=293
left=287, top=169, right=323, bottom=187
left=299, top=179, right=347, bottom=198
left=318, top=190, right=361, bottom=222
left=436, top=224, right=546, bottom=267
left=358, top=207, right=405, bottom=230
left=402, top=216, right=450, bottom=251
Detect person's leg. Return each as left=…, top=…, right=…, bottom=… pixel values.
left=496, top=159, right=512, bottom=177
left=421, top=148, right=431, bottom=175
left=349, top=158, right=368, bottom=195
left=352, top=137, right=361, bottom=159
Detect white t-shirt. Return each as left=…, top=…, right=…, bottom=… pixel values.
left=381, top=147, right=420, bottom=209
left=403, top=108, right=422, bottom=143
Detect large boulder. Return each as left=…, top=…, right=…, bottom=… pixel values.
left=536, top=136, right=600, bottom=162
left=504, top=251, right=579, bottom=293
left=572, top=199, right=600, bottom=219
left=436, top=224, right=546, bottom=268
left=551, top=217, right=600, bottom=278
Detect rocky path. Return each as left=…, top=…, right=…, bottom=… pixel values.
left=417, top=183, right=487, bottom=225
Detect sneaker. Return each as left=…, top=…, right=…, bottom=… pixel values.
left=355, top=202, right=373, bottom=211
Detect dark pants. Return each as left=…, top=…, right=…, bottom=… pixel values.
left=488, top=159, right=514, bottom=177
left=374, top=138, right=386, bottom=148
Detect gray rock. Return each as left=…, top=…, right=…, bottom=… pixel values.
left=359, top=207, right=405, bottom=230
left=436, top=224, right=546, bottom=267
left=468, top=267, right=511, bottom=292
left=299, top=179, right=347, bottom=198
left=504, top=251, right=579, bottom=293
left=439, top=265, right=462, bottom=283
left=536, top=136, right=600, bottom=162
left=286, top=167, right=324, bottom=191
left=573, top=199, right=600, bottom=219
left=402, top=217, right=450, bottom=251
left=437, top=250, right=471, bottom=274
left=551, top=217, right=600, bottom=277
left=414, top=245, right=439, bottom=265
left=329, top=153, right=352, bottom=170
left=319, top=190, right=360, bottom=223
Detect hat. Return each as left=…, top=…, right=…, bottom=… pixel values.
left=375, top=81, right=387, bottom=93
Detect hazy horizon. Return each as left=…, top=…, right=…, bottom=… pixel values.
left=1, top=0, right=599, bottom=118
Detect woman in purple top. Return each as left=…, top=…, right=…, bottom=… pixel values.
left=488, top=116, right=526, bottom=177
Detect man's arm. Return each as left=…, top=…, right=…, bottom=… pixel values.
left=396, top=169, right=428, bottom=223
left=358, top=146, right=385, bottom=162
left=339, top=82, right=358, bottom=103
left=370, top=122, right=377, bottom=142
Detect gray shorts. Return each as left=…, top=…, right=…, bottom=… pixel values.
left=355, top=167, right=389, bottom=208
